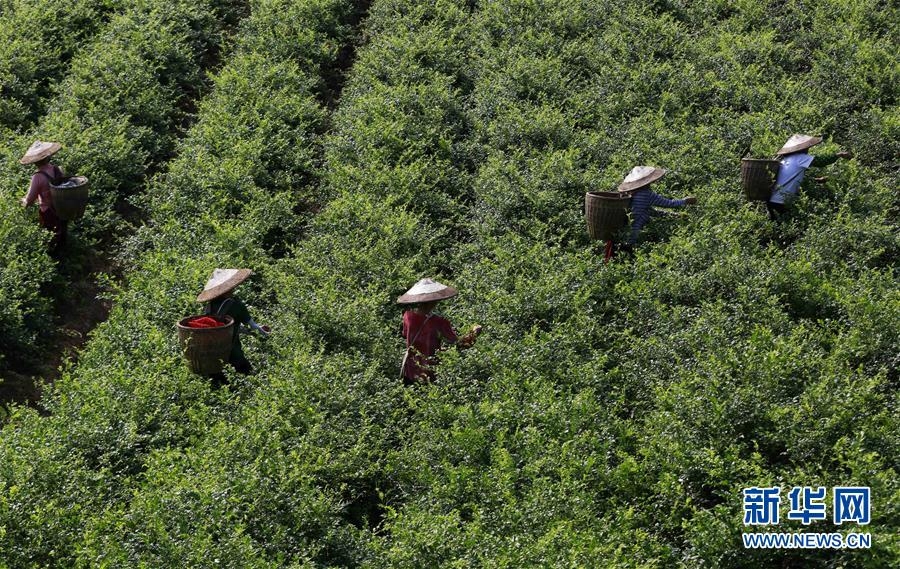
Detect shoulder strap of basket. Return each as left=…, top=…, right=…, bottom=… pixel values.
left=214, top=297, right=234, bottom=317
left=34, top=165, right=63, bottom=185
left=400, top=313, right=434, bottom=380
left=409, top=313, right=433, bottom=347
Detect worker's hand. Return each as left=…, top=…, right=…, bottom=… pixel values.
left=458, top=330, right=478, bottom=349
left=260, top=325, right=271, bottom=335
left=684, top=196, right=697, bottom=205
left=20, top=197, right=28, bottom=207
left=837, top=150, right=853, bottom=160
left=471, top=324, right=483, bottom=336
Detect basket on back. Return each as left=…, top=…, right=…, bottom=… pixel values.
left=585, top=191, right=630, bottom=241
left=49, top=176, right=90, bottom=220
left=177, top=315, right=234, bottom=375
left=740, top=159, right=779, bottom=201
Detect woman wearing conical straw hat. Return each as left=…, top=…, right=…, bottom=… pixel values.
left=397, top=278, right=481, bottom=385
left=766, top=134, right=853, bottom=220
left=197, top=268, right=270, bottom=382
left=19, top=140, right=67, bottom=251
left=618, top=166, right=697, bottom=248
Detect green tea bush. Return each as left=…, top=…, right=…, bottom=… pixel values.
left=1, top=0, right=898, bottom=566
left=53, top=0, right=482, bottom=564
left=1, top=0, right=362, bottom=565
left=0, top=194, right=54, bottom=371
left=372, top=0, right=898, bottom=566
left=0, top=0, right=240, bottom=376
left=0, top=0, right=124, bottom=131
left=271, top=0, right=483, bottom=361
left=34, top=0, right=241, bottom=231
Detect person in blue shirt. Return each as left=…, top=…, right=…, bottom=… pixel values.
left=618, top=166, right=697, bottom=246
left=767, top=134, right=853, bottom=220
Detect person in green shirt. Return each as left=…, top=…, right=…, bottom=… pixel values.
left=197, top=268, right=270, bottom=381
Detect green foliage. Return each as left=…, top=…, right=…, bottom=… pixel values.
left=0, top=0, right=238, bottom=375
left=1, top=0, right=361, bottom=565
left=1, top=0, right=898, bottom=566
left=0, top=0, right=124, bottom=131
left=0, top=195, right=53, bottom=369
left=362, top=0, right=899, bottom=566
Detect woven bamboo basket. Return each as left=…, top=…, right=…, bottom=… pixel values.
left=49, top=176, right=90, bottom=220
left=740, top=159, right=779, bottom=201
left=585, top=191, right=630, bottom=241
left=177, top=315, right=234, bottom=375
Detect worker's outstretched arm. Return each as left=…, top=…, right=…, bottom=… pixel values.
left=647, top=192, right=690, bottom=209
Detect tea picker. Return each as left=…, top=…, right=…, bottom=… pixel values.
left=618, top=166, right=697, bottom=248
left=397, top=278, right=482, bottom=386
left=19, top=141, right=68, bottom=251
left=765, top=134, right=853, bottom=220
left=178, top=268, right=271, bottom=384
left=586, top=166, right=697, bottom=261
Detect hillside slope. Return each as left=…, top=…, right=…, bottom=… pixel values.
left=1, top=0, right=897, bottom=567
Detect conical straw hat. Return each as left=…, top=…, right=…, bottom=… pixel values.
left=197, top=268, right=253, bottom=302
left=776, top=134, right=822, bottom=155
left=618, top=166, right=667, bottom=192
left=19, top=140, right=61, bottom=165
left=396, top=278, right=458, bottom=304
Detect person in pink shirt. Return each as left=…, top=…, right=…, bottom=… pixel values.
left=19, top=140, right=67, bottom=250
left=397, top=278, right=481, bottom=385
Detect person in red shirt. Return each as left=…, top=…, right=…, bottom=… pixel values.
left=19, top=140, right=67, bottom=250
left=397, top=278, right=481, bottom=385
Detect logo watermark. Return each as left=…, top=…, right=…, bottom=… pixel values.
left=742, top=486, right=871, bottom=549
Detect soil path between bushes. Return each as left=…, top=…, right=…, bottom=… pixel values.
left=320, top=0, right=372, bottom=109
left=0, top=246, right=115, bottom=409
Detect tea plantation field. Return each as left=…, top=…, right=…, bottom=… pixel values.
left=1, top=0, right=897, bottom=567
